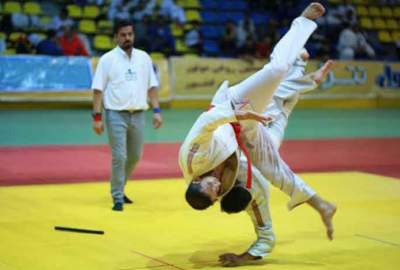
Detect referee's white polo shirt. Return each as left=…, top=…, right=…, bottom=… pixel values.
left=91, top=46, right=159, bottom=111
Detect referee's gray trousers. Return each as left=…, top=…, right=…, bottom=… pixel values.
left=105, top=109, right=145, bottom=203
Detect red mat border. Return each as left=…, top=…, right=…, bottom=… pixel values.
left=0, top=137, right=399, bottom=186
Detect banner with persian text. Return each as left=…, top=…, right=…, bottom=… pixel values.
left=170, top=56, right=400, bottom=99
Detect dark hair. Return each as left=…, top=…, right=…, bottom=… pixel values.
left=47, top=30, right=56, bottom=39
left=113, top=20, right=134, bottom=35
left=220, top=185, right=252, bottom=213
left=185, top=182, right=213, bottom=210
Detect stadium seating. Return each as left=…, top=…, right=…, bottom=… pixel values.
left=8, top=32, right=23, bottom=43
left=360, top=17, right=373, bottom=29
left=368, top=6, right=381, bottom=17
left=3, top=1, right=21, bottom=14
left=185, top=10, right=201, bottom=21
left=23, top=2, right=41, bottom=15
left=83, top=6, right=100, bottom=19
left=67, top=5, right=82, bottom=18
left=1, top=0, right=399, bottom=59
left=79, top=20, right=96, bottom=34
left=381, top=7, right=393, bottom=17
left=373, top=18, right=387, bottom=29
left=93, top=35, right=113, bottom=51
left=97, top=20, right=113, bottom=34
left=356, top=6, right=368, bottom=16
left=378, top=30, right=392, bottom=43
left=386, top=19, right=398, bottom=30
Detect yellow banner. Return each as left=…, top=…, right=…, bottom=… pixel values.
left=171, top=56, right=266, bottom=98
left=171, top=57, right=400, bottom=99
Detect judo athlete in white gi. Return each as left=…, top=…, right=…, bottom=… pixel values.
left=217, top=53, right=334, bottom=267
left=179, top=3, right=336, bottom=263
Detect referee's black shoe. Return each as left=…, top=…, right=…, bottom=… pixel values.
left=112, top=202, right=123, bottom=211
left=124, top=195, right=133, bottom=204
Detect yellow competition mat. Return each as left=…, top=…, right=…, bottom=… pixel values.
left=0, top=172, right=399, bottom=270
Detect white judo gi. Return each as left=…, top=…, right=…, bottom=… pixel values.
left=232, top=54, right=319, bottom=258
left=179, top=16, right=318, bottom=209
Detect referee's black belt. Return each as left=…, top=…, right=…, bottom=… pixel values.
left=119, top=109, right=144, bottom=113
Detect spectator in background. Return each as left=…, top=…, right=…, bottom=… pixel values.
left=134, top=15, right=152, bottom=49
left=0, top=37, right=6, bottom=54
left=148, top=15, right=176, bottom=56
left=185, top=20, right=203, bottom=55
left=160, top=0, right=186, bottom=25
left=336, top=0, right=357, bottom=26
left=11, top=12, right=41, bottom=31
left=50, top=8, right=74, bottom=33
left=219, top=20, right=237, bottom=57
left=255, top=35, right=272, bottom=59
left=237, top=37, right=256, bottom=60
left=59, top=25, right=89, bottom=56
left=108, top=0, right=137, bottom=22
left=277, top=19, right=290, bottom=38
left=36, top=30, right=63, bottom=56
left=236, top=12, right=257, bottom=49
left=264, top=18, right=279, bottom=45
left=0, top=14, right=13, bottom=34
left=315, top=36, right=333, bottom=61
left=132, top=0, right=156, bottom=21
left=337, top=23, right=375, bottom=60
left=15, top=34, right=33, bottom=54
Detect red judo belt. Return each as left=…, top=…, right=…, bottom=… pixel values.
left=230, top=122, right=252, bottom=189
left=208, top=104, right=252, bottom=188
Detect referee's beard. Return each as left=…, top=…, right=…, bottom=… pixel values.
left=121, top=41, right=133, bottom=51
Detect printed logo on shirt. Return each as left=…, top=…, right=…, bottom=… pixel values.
left=125, top=68, right=137, bottom=81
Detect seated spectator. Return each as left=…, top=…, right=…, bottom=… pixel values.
left=1, top=14, right=13, bottom=33
left=219, top=21, right=237, bottom=57
left=238, top=37, right=256, bottom=60
left=337, top=0, right=357, bottom=26
left=185, top=20, right=203, bottom=55
left=148, top=15, right=176, bottom=56
left=337, top=23, right=375, bottom=60
left=50, top=8, right=74, bottom=32
left=0, top=38, right=6, bottom=55
left=59, top=26, right=89, bottom=56
left=108, top=0, right=137, bottom=22
left=37, top=30, right=63, bottom=56
left=15, top=34, right=33, bottom=54
left=132, top=0, right=156, bottom=21
left=236, top=12, right=257, bottom=49
left=255, top=35, right=272, bottom=59
left=160, top=0, right=186, bottom=25
left=134, top=15, right=152, bottom=49
left=11, top=13, right=29, bottom=30
left=314, top=36, right=334, bottom=61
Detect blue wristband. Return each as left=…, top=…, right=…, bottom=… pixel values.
left=153, top=107, right=161, bottom=113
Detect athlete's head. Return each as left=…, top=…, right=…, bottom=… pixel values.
left=220, top=185, right=252, bottom=213
left=185, top=176, right=221, bottom=210
left=114, top=20, right=134, bottom=51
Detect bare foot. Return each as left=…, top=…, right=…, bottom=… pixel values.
left=311, top=60, right=334, bottom=84
left=320, top=201, right=337, bottom=240
left=301, top=2, right=326, bottom=20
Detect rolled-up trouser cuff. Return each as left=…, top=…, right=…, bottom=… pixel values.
left=287, top=184, right=316, bottom=210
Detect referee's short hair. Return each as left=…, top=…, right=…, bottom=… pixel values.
left=185, top=182, right=213, bottom=210
left=114, top=20, right=134, bottom=35
left=220, top=185, right=252, bottom=213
